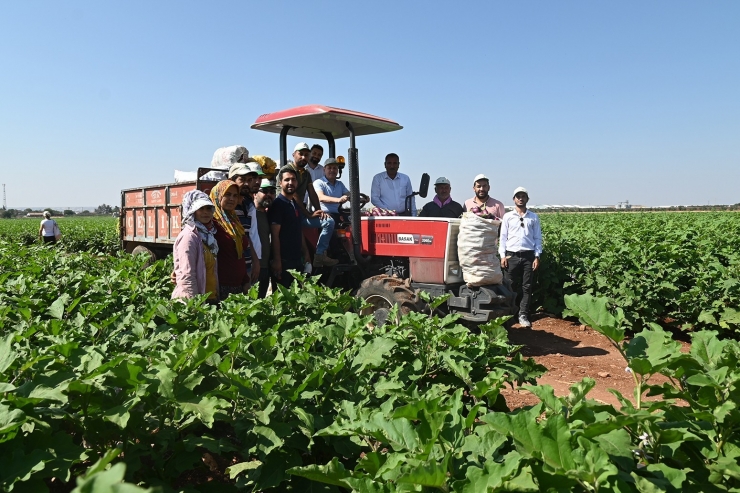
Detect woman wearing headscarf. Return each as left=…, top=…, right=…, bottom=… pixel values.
left=210, top=180, right=250, bottom=300
left=172, top=190, right=219, bottom=301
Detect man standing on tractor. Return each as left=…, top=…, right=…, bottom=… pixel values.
left=419, top=177, right=463, bottom=218
left=307, top=144, right=325, bottom=183
left=498, top=187, right=542, bottom=328
left=269, top=169, right=305, bottom=287
left=463, top=174, right=506, bottom=220
left=277, top=142, right=338, bottom=268
left=370, top=153, right=417, bottom=215
left=229, top=161, right=265, bottom=281
left=314, top=158, right=351, bottom=224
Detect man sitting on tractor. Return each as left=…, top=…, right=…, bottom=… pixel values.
left=463, top=174, right=506, bottom=221
left=419, top=177, right=463, bottom=218
left=370, top=153, right=417, bottom=216
left=314, top=158, right=351, bottom=224
left=277, top=142, right=338, bottom=268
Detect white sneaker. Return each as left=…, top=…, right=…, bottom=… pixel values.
left=518, top=315, right=532, bottom=328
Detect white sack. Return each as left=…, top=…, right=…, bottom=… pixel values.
left=174, top=170, right=197, bottom=183
left=457, top=212, right=503, bottom=286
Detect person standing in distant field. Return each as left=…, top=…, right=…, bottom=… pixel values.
left=419, top=177, right=463, bottom=218
left=499, top=187, right=542, bottom=328
left=463, top=174, right=506, bottom=220
left=38, top=211, right=61, bottom=244
left=370, top=153, right=416, bottom=215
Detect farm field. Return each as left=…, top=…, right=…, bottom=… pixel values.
left=0, top=213, right=739, bottom=491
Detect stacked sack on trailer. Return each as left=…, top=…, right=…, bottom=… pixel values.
left=174, top=145, right=250, bottom=183
left=457, top=212, right=503, bottom=286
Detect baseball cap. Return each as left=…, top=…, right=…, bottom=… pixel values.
left=513, top=186, right=529, bottom=197
left=293, top=142, right=310, bottom=153
left=259, top=178, right=277, bottom=189
left=323, top=158, right=339, bottom=166
left=473, top=174, right=489, bottom=183
left=228, top=162, right=264, bottom=179
left=434, top=176, right=451, bottom=185
left=190, top=197, right=215, bottom=214
left=245, top=162, right=265, bottom=175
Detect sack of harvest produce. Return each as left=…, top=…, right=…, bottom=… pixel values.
left=457, top=212, right=503, bottom=286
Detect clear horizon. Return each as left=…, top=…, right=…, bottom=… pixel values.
left=1, top=2, right=738, bottom=207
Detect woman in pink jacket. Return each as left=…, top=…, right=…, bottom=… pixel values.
left=172, top=190, right=219, bottom=301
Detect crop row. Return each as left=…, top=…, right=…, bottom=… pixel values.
left=0, top=217, right=119, bottom=254
left=2, top=212, right=739, bottom=335
left=535, top=212, right=740, bottom=335
left=1, top=241, right=739, bottom=491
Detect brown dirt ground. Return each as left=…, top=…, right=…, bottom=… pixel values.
left=500, top=315, right=690, bottom=410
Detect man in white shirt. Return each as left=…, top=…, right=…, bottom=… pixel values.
left=307, top=144, right=325, bottom=183
left=498, top=187, right=543, bottom=328
left=370, top=153, right=416, bottom=215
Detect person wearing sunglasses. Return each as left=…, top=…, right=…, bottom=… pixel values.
left=498, top=187, right=542, bottom=328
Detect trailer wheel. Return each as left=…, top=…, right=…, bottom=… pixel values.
left=356, top=275, right=424, bottom=326
left=131, top=245, right=156, bottom=265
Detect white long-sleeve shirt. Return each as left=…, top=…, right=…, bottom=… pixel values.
left=498, top=209, right=542, bottom=258
left=370, top=172, right=416, bottom=215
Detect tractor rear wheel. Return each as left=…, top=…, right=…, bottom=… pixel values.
left=356, top=275, right=424, bottom=326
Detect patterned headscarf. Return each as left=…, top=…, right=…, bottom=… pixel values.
left=210, top=180, right=245, bottom=258
left=181, top=190, right=219, bottom=255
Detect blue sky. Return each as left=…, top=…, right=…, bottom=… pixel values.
left=1, top=1, right=738, bottom=208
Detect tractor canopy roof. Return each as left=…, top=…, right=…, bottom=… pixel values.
left=251, top=105, right=402, bottom=139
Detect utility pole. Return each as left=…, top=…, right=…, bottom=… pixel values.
left=2, top=184, right=5, bottom=210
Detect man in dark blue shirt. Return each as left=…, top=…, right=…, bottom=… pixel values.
left=269, top=168, right=304, bottom=287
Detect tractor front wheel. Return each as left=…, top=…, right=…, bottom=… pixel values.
left=356, top=275, right=424, bottom=326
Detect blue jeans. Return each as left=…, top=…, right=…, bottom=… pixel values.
left=302, top=215, right=335, bottom=255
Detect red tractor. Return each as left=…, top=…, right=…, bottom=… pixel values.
left=252, top=105, right=518, bottom=325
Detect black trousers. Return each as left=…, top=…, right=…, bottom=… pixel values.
left=503, top=250, right=535, bottom=316
left=257, top=265, right=275, bottom=298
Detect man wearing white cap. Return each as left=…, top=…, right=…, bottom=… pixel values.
left=498, top=187, right=542, bottom=328
left=419, top=177, right=463, bottom=218
left=277, top=142, right=338, bottom=268
left=463, top=174, right=505, bottom=220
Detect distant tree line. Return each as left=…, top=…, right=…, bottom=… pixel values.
left=1, top=204, right=120, bottom=219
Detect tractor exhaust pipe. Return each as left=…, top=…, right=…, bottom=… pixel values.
left=346, top=122, right=369, bottom=264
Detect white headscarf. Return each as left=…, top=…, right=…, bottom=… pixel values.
left=181, top=190, right=218, bottom=255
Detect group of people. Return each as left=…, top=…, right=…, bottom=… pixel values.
left=172, top=145, right=543, bottom=328
left=416, top=174, right=542, bottom=328
left=171, top=142, right=355, bottom=302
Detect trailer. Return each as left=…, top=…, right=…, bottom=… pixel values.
left=119, top=168, right=218, bottom=259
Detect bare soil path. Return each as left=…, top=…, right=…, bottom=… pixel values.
left=500, top=315, right=690, bottom=409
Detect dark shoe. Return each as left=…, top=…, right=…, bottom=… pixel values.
left=313, top=253, right=339, bottom=268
